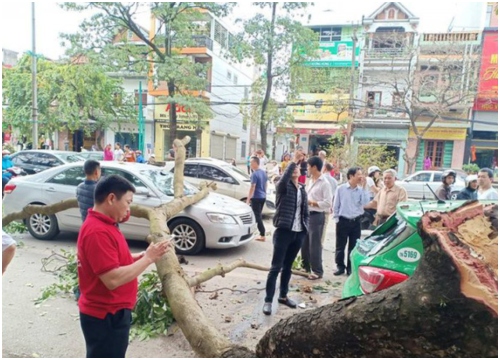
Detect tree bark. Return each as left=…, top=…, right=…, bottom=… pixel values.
left=168, top=80, right=177, bottom=147
left=256, top=201, right=498, bottom=358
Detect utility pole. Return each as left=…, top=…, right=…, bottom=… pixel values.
left=347, top=25, right=358, bottom=145
left=31, top=2, right=38, bottom=149
left=138, top=81, right=144, bottom=153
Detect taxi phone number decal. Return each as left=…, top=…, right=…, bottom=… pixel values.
left=397, top=247, right=421, bottom=262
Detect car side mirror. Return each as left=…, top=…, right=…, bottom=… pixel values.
left=135, top=186, right=152, bottom=197
left=404, top=178, right=410, bottom=182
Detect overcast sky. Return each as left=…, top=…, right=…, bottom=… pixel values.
left=1, top=1, right=467, bottom=60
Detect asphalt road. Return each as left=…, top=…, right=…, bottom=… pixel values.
left=2, top=216, right=350, bottom=358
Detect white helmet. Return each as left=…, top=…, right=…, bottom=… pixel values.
left=368, top=166, right=381, bottom=176
left=465, top=174, right=478, bottom=187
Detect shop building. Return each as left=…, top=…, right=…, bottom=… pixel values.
left=149, top=12, right=256, bottom=162
left=466, top=29, right=498, bottom=168
left=277, top=23, right=360, bottom=160
left=410, top=31, right=481, bottom=171
left=354, top=2, right=419, bottom=178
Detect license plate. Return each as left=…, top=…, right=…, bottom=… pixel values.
left=249, top=224, right=257, bottom=234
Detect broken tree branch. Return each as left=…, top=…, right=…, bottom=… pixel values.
left=2, top=199, right=79, bottom=227
left=187, top=258, right=310, bottom=288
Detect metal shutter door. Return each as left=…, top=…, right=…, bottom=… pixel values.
left=210, top=134, right=224, bottom=159
left=225, top=137, right=237, bottom=160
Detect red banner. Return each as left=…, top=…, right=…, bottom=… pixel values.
left=474, top=31, right=498, bottom=111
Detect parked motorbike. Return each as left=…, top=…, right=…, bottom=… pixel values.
left=360, top=208, right=376, bottom=230
left=2, top=167, right=27, bottom=196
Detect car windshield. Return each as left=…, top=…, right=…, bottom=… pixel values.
left=58, top=153, right=86, bottom=162
left=140, top=169, right=199, bottom=197
left=221, top=164, right=250, bottom=181
left=357, top=214, right=416, bottom=257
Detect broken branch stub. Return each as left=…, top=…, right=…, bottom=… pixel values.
left=173, top=136, right=190, bottom=198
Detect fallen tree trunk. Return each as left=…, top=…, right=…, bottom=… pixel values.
left=256, top=201, right=498, bottom=357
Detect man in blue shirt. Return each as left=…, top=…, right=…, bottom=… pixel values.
left=333, top=166, right=370, bottom=276
left=247, top=156, right=268, bottom=241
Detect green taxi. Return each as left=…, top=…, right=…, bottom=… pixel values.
left=341, top=200, right=496, bottom=298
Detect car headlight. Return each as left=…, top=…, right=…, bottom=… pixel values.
left=206, top=213, right=237, bottom=224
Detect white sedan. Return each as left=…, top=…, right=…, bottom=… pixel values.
left=396, top=170, right=466, bottom=199
left=164, top=158, right=276, bottom=215
left=3, top=162, right=257, bottom=255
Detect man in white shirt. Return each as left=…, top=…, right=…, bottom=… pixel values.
left=477, top=168, right=498, bottom=200
left=302, top=156, right=332, bottom=280
left=113, top=142, right=124, bottom=161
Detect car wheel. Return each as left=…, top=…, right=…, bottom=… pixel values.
left=27, top=208, right=60, bottom=240
left=168, top=218, right=205, bottom=255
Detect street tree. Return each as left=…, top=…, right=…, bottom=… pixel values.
left=356, top=32, right=481, bottom=172
left=3, top=137, right=497, bottom=357
left=230, top=2, right=318, bottom=154
left=60, top=2, right=234, bottom=146
left=240, top=78, right=294, bottom=158
left=2, top=54, right=134, bottom=143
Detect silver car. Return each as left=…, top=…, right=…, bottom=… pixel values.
left=3, top=162, right=257, bottom=255
left=164, top=158, right=276, bottom=215
left=396, top=170, right=466, bottom=199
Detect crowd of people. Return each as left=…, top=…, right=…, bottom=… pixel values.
left=437, top=168, right=498, bottom=201
left=257, top=148, right=498, bottom=316
left=2, top=141, right=499, bottom=355
left=102, top=142, right=149, bottom=164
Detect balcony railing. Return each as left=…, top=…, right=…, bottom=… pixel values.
left=191, top=35, right=213, bottom=51
left=173, top=35, right=213, bottom=51
left=357, top=108, right=408, bottom=119
left=365, top=48, right=412, bottom=60
left=422, top=32, right=479, bottom=42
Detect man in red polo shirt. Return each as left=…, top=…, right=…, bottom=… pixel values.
left=77, top=174, right=170, bottom=358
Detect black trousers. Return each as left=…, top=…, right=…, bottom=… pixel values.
left=335, top=217, right=361, bottom=273
left=251, top=198, right=266, bottom=236
left=301, top=212, right=325, bottom=276
left=265, top=228, right=306, bottom=303
left=80, top=309, right=132, bottom=358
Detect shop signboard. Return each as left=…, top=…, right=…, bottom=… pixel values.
left=304, top=41, right=360, bottom=68
left=408, top=127, right=467, bottom=140
left=289, top=93, right=350, bottom=121
left=474, top=31, right=498, bottom=111
left=154, top=102, right=198, bottom=122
